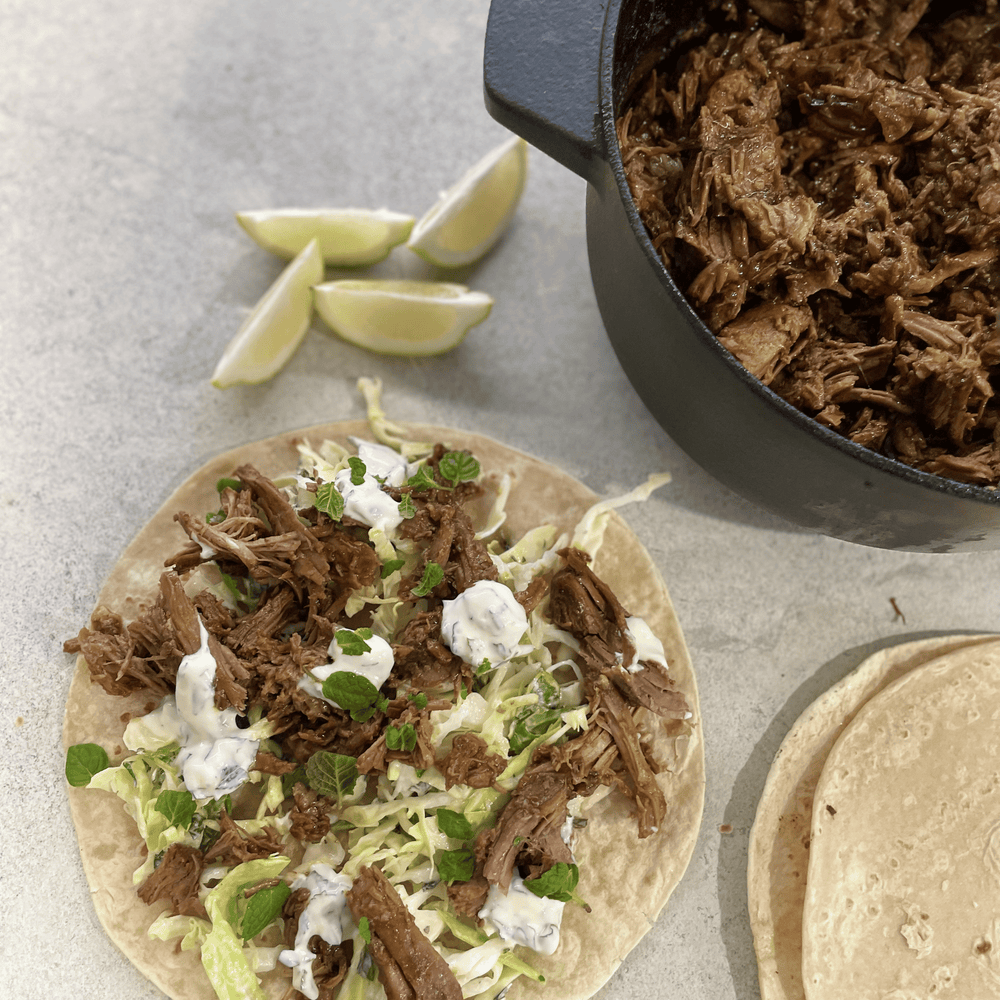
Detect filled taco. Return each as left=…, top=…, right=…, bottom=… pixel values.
left=62, top=380, right=704, bottom=1000
left=748, top=634, right=1000, bottom=1000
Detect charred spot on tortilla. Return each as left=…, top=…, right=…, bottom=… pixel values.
left=62, top=411, right=704, bottom=1000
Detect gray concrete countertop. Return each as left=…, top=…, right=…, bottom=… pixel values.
left=3, top=3, right=998, bottom=999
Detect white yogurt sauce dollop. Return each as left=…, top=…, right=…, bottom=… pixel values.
left=278, top=864, right=355, bottom=1000
left=478, top=873, right=565, bottom=955
left=127, top=620, right=260, bottom=800
left=333, top=440, right=413, bottom=532
left=440, top=579, right=528, bottom=668
left=298, top=630, right=395, bottom=704
left=622, top=614, right=668, bottom=673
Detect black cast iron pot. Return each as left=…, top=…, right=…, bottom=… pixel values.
left=483, top=0, right=1000, bottom=552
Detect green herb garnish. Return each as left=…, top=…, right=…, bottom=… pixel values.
left=412, top=561, right=444, bottom=597
left=385, top=722, right=418, bottom=752
left=154, top=789, right=197, bottom=829
left=436, top=808, right=474, bottom=841
left=321, top=670, right=388, bottom=722
left=314, top=482, right=345, bottom=520
left=65, top=743, right=110, bottom=787
left=381, top=557, right=406, bottom=578
left=334, top=628, right=372, bottom=656
left=438, top=451, right=480, bottom=485
left=523, top=862, right=580, bottom=902
left=305, top=751, right=359, bottom=800
left=281, top=765, right=309, bottom=798
left=397, top=493, right=417, bottom=519
left=406, top=466, right=439, bottom=491
left=438, top=848, right=475, bottom=884
left=358, top=916, right=372, bottom=945
left=241, top=881, right=291, bottom=941
left=348, top=456, right=367, bottom=486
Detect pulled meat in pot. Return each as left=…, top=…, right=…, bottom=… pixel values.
left=619, top=0, right=1000, bottom=485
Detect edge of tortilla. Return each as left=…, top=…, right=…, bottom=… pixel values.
left=62, top=420, right=705, bottom=1000
left=747, top=632, right=1000, bottom=1000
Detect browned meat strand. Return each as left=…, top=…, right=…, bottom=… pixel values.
left=436, top=732, right=508, bottom=789
left=619, top=0, right=1000, bottom=484
left=202, top=810, right=284, bottom=867
left=546, top=546, right=689, bottom=836
left=477, top=768, right=575, bottom=891
left=346, top=865, right=463, bottom=1000
left=391, top=610, right=469, bottom=690
left=137, top=843, right=207, bottom=918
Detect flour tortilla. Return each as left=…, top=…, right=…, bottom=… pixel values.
left=63, top=420, right=705, bottom=1000
left=747, top=634, right=999, bottom=1000
left=802, top=638, right=1000, bottom=999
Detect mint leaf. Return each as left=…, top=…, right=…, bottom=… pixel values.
left=154, top=789, right=197, bottom=829
left=305, top=751, right=359, bottom=800
left=438, top=848, right=475, bottom=884
left=385, top=723, right=417, bottom=752
left=381, top=558, right=406, bottom=579
left=335, top=629, right=372, bottom=656
left=436, top=808, right=473, bottom=841
left=65, top=743, right=110, bottom=787
left=216, top=477, right=243, bottom=493
left=397, top=493, right=416, bottom=519
left=348, top=456, right=367, bottom=486
left=241, top=881, right=291, bottom=941
left=409, top=692, right=428, bottom=709
left=315, top=482, right=345, bottom=520
left=358, top=915, right=371, bottom=945
left=523, top=862, right=579, bottom=902
left=322, top=670, right=386, bottom=722
left=438, top=451, right=480, bottom=485
left=281, top=765, right=309, bottom=798
left=406, top=466, right=440, bottom=491
left=412, top=561, right=444, bottom=598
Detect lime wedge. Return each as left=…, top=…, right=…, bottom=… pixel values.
left=236, top=208, right=415, bottom=266
left=313, top=279, right=493, bottom=356
left=406, top=135, right=528, bottom=268
left=211, top=238, right=324, bottom=388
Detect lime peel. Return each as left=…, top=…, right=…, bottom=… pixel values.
left=313, top=278, right=493, bottom=357
left=211, top=238, right=324, bottom=389
left=236, top=208, right=414, bottom=267
left=407, top=135, right=528, bottom=268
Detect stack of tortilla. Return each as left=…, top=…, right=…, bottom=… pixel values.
left=749, top=634, right=1000, bottom=1000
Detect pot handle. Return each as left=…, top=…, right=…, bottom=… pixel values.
left=483, top=0, right=607, bottom=184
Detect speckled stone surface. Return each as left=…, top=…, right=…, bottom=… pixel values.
left=3, top=3, right=999, bottom=999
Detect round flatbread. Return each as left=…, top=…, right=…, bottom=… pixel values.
left=63, top=420, right=704, bottom=1000
left=748, top=634, right=998, bottom=1000
left=802, top=638, right=1000, bottom=999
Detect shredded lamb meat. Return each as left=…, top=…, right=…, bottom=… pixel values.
left=619, top=0, right=1000, bottom=484
left=137, top=843, right=207, bottom=918
left=346, top=865, right=463, bottom=1000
